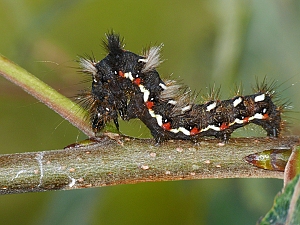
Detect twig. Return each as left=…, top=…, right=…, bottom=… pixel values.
left=0, top=135, right=299, bottom=195
left=1, top=54, right=299, bottom=196
left=0, top=54, right=93, bottom=137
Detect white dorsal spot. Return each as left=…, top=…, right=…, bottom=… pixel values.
left=262, top=108, right=267, bottom=114
left=138, top=58, right=148, bottom=63
left=159, top=83, right=167, bottom=90
left=254, top=94, right=265, bottom=102
left=181, top=105, right=192, bottom=112
left=168, top=100, right=177, bottom=105
left=206, top=102, right=217, bottom=112
left=233, top=97, right=242, bottom=107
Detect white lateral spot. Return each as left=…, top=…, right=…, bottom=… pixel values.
left=170, top=128, right=180, bottom=133
left=200, top=127, right=209, bottom=132
left=124, top=72, right=134, bottom=81
left=178, top=127, right=190, bottom=135
left=148, top=109, right=155, bottom=117
left=200, top=125, right=221, bottom=132
left=208, top=125, right=221, bottom=131
left=128, top=72, right=134, bottom=81
left=148, top=109, right=156, bottom=117
left=234, top=118, right=244, bottom=124
left=206, top=102, right=217, bottom=112
left=159, top=83, right=167, bottom=90
left=254, top=94, right=265, bottom=102
left=139, top=85, right=150, bottom=102
left=155, top=114, right=163, bottom=126
left=233, top=97, right=242, bottom=107
left=181, top=105, right=192, bottom=112
left=253, top=113, right=264, bottom=119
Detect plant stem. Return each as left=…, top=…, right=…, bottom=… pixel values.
left=0, top=54, right=93, bottom=137
left=0, top=136, right=299, bottom=195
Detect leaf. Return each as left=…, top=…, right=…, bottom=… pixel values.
left=257, top=174, right=300, bottom=225
left=284, top=146, right=300, bottom=185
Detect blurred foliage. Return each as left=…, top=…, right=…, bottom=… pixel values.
left=1, top=0, right=300, bottom=224
left=258, top=174, right=300, bottom=225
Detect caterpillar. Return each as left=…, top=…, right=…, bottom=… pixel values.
left=77, top=32, right=284, bottom=143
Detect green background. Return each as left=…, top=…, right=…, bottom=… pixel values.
left=1, top=1, right=300, bottom=224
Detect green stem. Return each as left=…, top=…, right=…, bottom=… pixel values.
left=0, top=54, right=93, bottom=137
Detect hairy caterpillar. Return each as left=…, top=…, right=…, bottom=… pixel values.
left=77, top=32, right=284, bottom=143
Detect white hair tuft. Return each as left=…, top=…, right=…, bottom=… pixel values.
left=141, top=44, right=164, bottom=72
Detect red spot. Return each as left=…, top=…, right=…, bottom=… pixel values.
left=133, top=78, right=141, bottom=85
left=243, top=117, right=249, bottom=123
left=145, top=101, right=154, bottom=109
left=220, top=122, right=229, bottom=130
left=162, top=122, right=171, bottom=130
left=190, top=127, right=199, bottom=135
left=118, top=71, right=125, bottom=77
left=263, top=113, right=269, bottom=119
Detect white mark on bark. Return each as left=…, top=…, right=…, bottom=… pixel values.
left=11, top=170, right=26, bottom=181
left=35, top=152, right=44, bottom=187
left=68, top=176, right=76, bottom=188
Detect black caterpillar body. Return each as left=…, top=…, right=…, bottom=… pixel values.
left=78, top=32, right=283, bottom=143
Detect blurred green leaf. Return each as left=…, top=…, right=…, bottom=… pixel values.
left=258, top=174, right=300, bottom=225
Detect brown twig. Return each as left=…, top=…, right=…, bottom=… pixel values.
left=0, top=135, right=299, bottom=195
